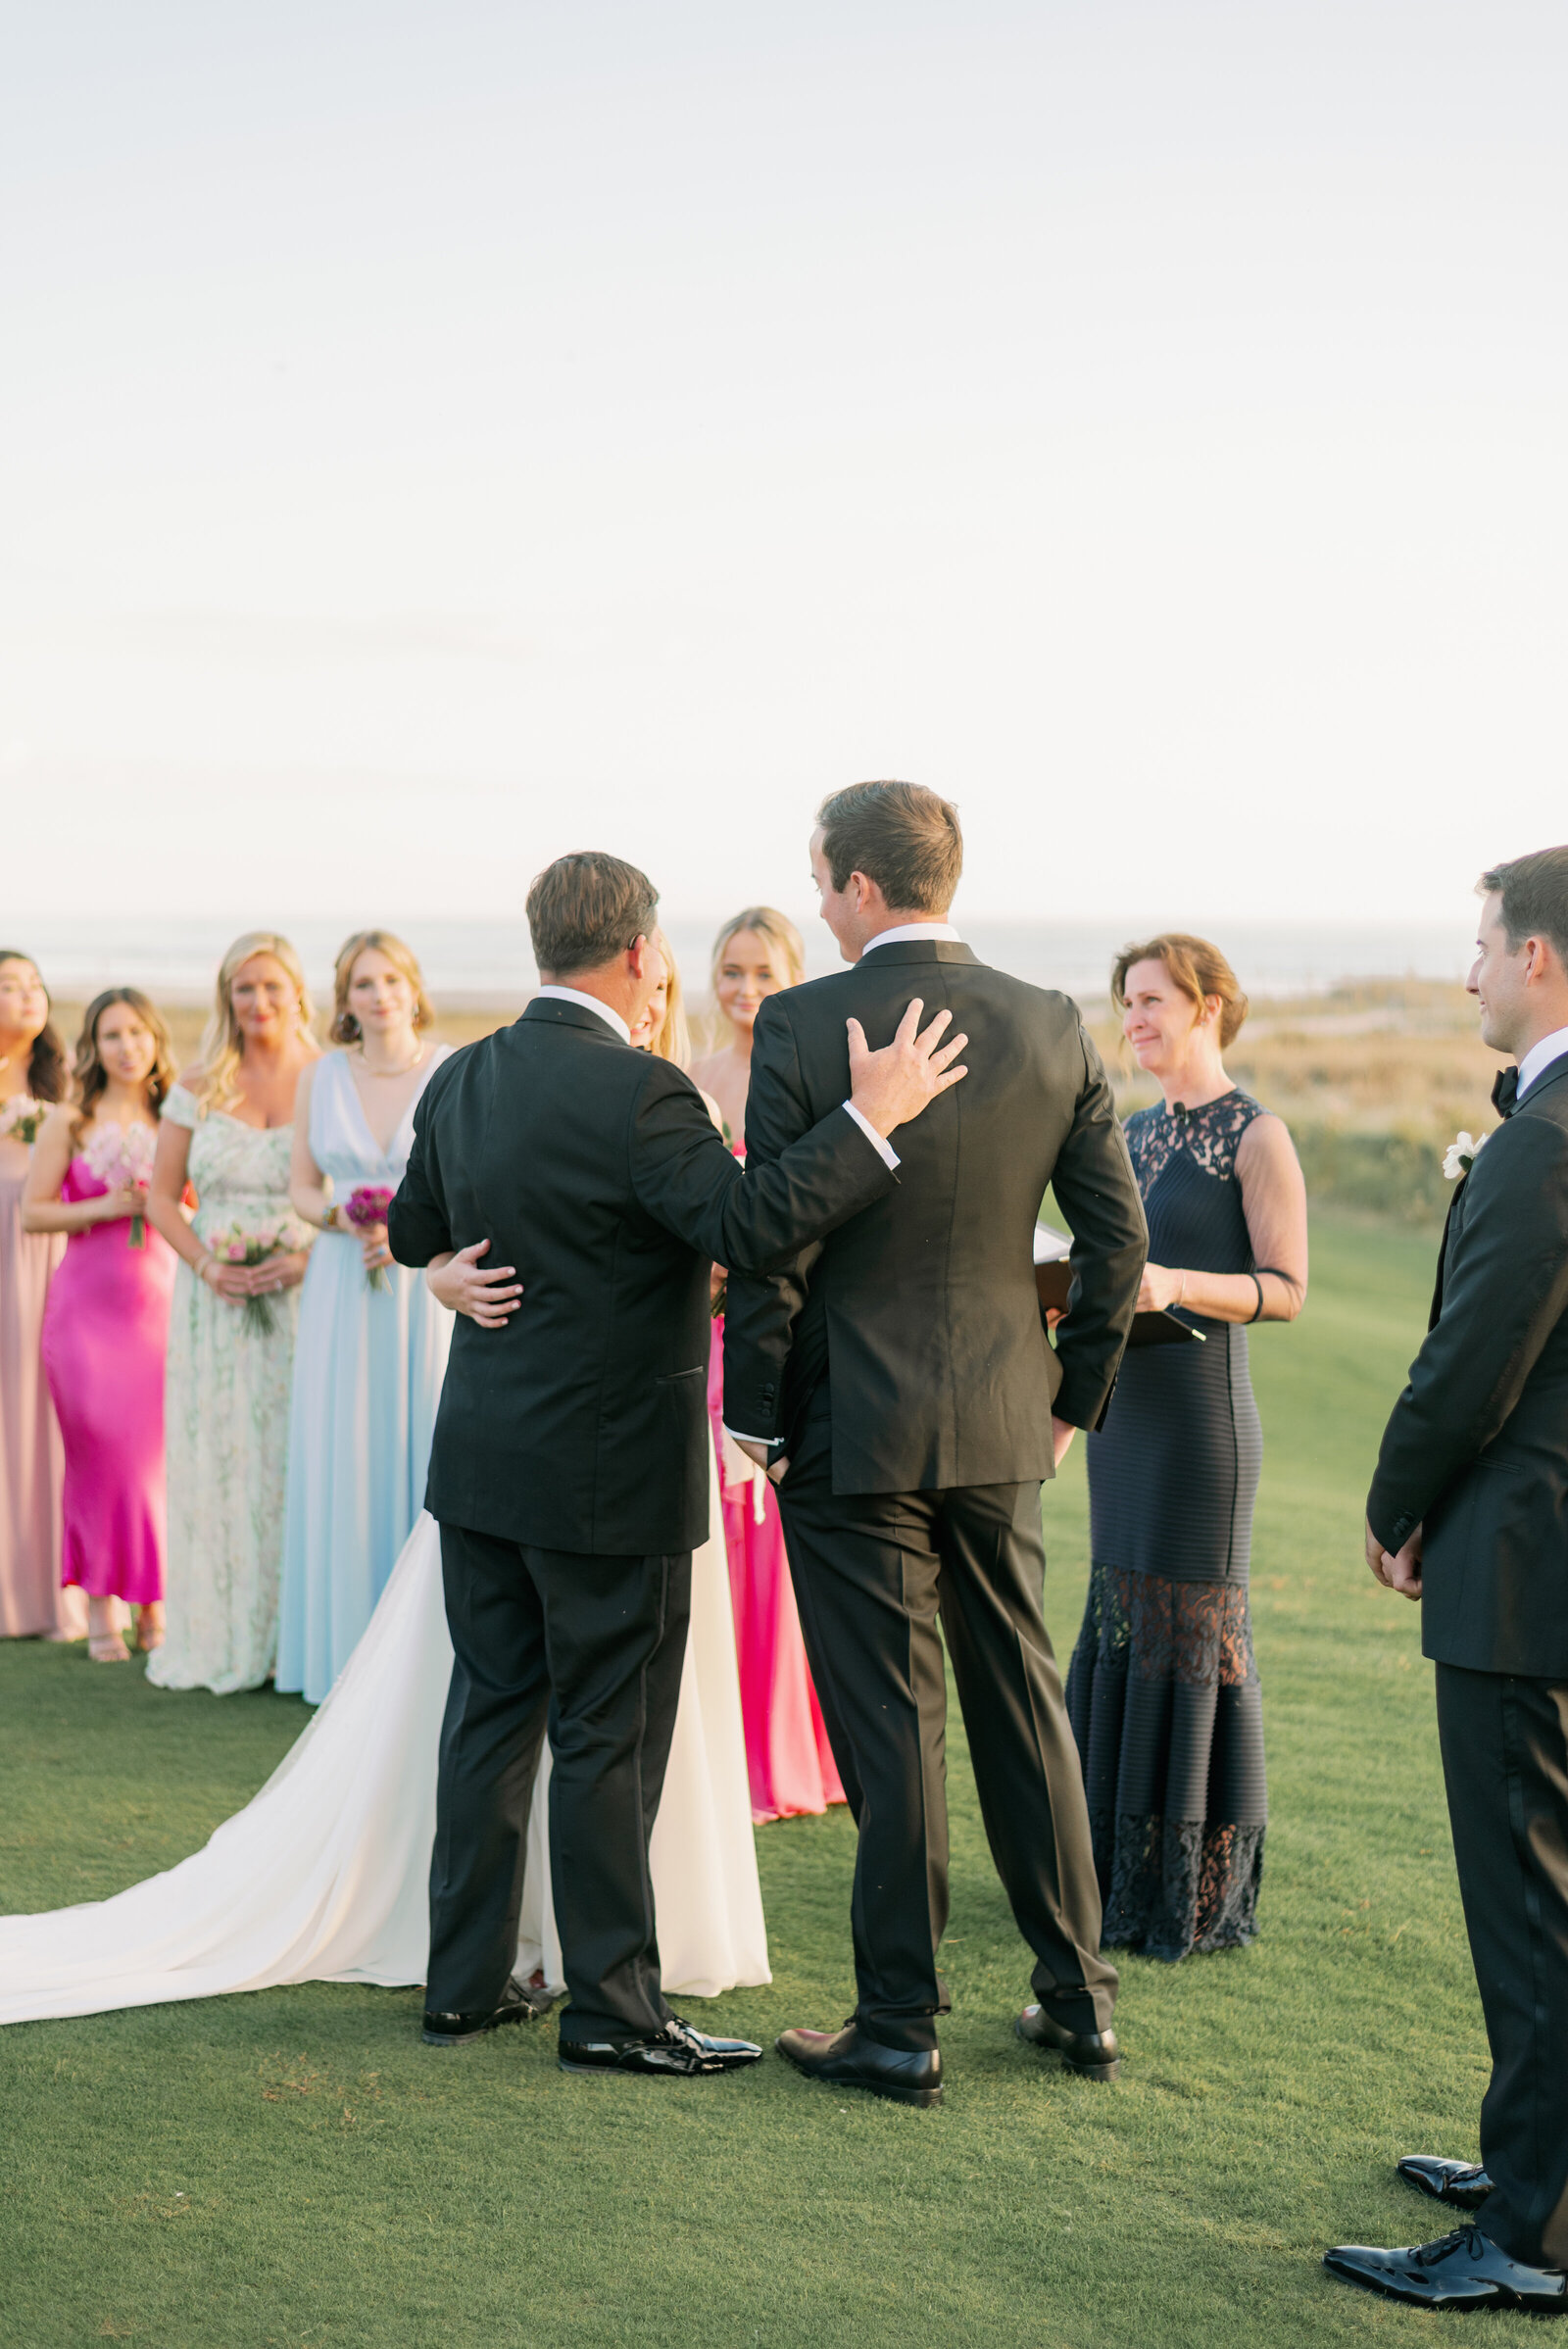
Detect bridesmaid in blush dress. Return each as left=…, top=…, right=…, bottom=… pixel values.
left=691, top=908, right=845, bottom=1824
left=26, top=992, right=178, bottom=1662
left=0, top=950, right=83, bottom=1642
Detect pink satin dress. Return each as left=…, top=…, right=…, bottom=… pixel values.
left=40, top=1157, right=176, bottom=1605
left=0, top=1134, right=76, bottom=1638
left=707, top=1319, right=845, bottom=1825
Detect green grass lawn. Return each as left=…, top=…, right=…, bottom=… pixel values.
left=0, top=1211, right=1514, bottom=2347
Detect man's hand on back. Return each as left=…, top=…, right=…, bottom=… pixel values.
left=426, top=1239, right=523, bottom=1328
left=847, top=999, right=969, bottom=1139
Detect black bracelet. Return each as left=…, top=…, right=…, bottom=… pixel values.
left=1248, top=1272, right=1265, bottom=1323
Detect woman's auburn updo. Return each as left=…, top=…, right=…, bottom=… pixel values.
left=1110, top=932, right=1250, bottom=1050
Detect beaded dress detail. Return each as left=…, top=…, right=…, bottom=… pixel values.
left=1066, top=1089, right=1269, bottom=1961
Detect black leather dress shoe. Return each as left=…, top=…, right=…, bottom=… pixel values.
left=775, top=2022, right=942, bottom=2108
left=1324, top=2226, right=1567, bottom=2313
left=422, top=1972, right=557, bottom=2046
left=1397, top=2154, right=1494, bottom=2210
left=1015, top=2003, right=1121, bottom=2081
left=558, top=2016, right=762, bottom=2078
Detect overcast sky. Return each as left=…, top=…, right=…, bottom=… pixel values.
left=2, top=0, right=1563, bottom=933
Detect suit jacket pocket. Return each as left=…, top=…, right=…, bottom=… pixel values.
left=657, top=1365, right=710, bottom=1536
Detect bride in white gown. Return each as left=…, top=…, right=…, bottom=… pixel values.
left=0, top=1493, right=768, bottom=2029
left=0, top=966, right=769, bottom=2031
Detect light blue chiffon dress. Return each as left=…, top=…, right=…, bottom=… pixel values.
left=275, top=1046, right=454, bottom=1704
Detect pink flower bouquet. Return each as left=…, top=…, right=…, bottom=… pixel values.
left=82, top=1120, right=157, bottom=1248
left=0, top=1097, right=47, bottom=1148
left=204, top=1215, right=309, bottom=1336
left=343, top=1185, right=396, bottom=1293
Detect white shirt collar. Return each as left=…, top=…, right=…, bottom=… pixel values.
left=858, top=921, right=963, bottom=956
left=533, top=985, right=632, bottom=1047
left=1517, top=1026, right=1568, bottom=1101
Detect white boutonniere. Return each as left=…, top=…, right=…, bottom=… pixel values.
left=1443, top=1130, right=1491, bottom=1182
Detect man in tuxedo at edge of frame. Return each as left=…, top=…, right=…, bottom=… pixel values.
left=724, top=780, right=1149, bottom=2107
left=1325, top=846, right=1568, bottom=2316
left=389, top=850, right=968, bottom=2080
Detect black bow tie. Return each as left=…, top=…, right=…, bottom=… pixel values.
left=1492, top=1066, right=1520, bottom=1116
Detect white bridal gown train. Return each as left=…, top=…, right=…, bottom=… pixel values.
left=0, top=1493, right=770, bottom=2026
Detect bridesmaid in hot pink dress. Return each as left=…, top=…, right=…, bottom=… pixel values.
left=25, top=991, right=178, bottom=1662
left=692, top=909, right=845, bottom=1825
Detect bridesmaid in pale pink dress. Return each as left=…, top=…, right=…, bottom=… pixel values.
left=25, top=992, right=179, bottom=1662
left=691, top=909, right=845, bottom=1825
left=0, top=951, right=83, bottom=1642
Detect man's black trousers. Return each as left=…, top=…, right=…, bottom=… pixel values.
left=428, top=1522, right=692, bottom=2041
left=777, top=1401, right=1117, bottom=2053
left=1437, top=1662, right=1568, bottom=2270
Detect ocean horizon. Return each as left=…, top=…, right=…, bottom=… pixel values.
left=10, top=915, right=1474, bottom=1008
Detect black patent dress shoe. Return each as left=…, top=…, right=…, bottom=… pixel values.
left=1324, top=2226, right=1568, bottom=2313
left=775, top=2022, right=942, bottom=2108
left=422, top=1971, right=558, bottom=2046
left=1015, top=2002, right=1121, bottom=2081
left=558, top=2016, right=762, bottom=2078
left=1397, top=2153, right=1494, bottom=2211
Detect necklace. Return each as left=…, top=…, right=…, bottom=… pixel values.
left=354, top=1044, right=426, bottom=1079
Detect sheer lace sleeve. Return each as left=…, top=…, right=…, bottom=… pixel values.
left=1234, top=1113, right=1308, bottom=1306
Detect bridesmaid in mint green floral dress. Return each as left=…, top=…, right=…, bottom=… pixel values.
left=146, top=935, right=319, bottom=1695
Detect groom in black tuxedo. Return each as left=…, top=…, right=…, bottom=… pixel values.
left=389, top=851, right=966, bottom=2078
left=724, top=781, right=1148, bottom=2107
left=1326, top=847, right=1568, bottom=2316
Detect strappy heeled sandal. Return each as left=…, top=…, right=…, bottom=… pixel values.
left=134, top=1606, right=165, bottom=1653
left=87, top=1634, right=131, bottom=1664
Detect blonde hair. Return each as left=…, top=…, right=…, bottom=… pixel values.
left=191, top=932, right=315, bottom=1114
left=1111, top=932, right=1250, bottom=1051
left=709, top=906, right=806, bottom=1003
left=650, top=937, right=692, bottom=1070
left=330, top=929, right=435, bottom=1045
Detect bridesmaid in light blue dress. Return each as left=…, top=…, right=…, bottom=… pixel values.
left=277, top=932, right=455, bottom=1705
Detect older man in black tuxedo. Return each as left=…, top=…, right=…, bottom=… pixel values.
left=389, top=851, right=966, bottom=2079
left=724, top=780, right=1148, bottom=2108
left=1326, top=846, right=1568, bottom=2316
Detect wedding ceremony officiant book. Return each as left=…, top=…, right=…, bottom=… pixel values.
left=1033, top=1223, right=1203, bottom=1350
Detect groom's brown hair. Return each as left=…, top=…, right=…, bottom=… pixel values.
left=527, top=852, right=660, bottom=979
left=1480, top=846, right=1568, bottom=966
left=815, top=780, right=962, bottom=914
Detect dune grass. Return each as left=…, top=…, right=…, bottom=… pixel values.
left=0, top=1210, right=1519, bottom=2346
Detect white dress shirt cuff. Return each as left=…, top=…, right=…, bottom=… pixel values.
left=722, top=1425, right=784, bottom=1449
left=842, top=1100, right=900, bottom=1170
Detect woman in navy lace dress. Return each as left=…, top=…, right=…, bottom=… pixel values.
left=1066, top=935, right=1307, bottom=1961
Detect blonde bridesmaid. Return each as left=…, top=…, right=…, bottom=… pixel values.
left=145, top=934, right=318, bottom=1695
left=276, top=932, right=454, bottom=1704
left=691, top=909, right=845, bottom=1823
